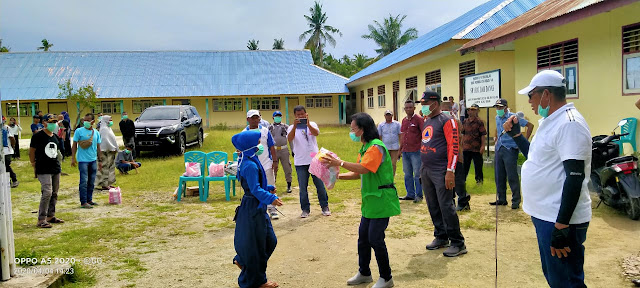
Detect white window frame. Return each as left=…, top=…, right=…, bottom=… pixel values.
left=213, top=98, right=243, bottom=112
left=624, top=53, right=640, bottom=94
left=377, top=93, right=386, bottom=108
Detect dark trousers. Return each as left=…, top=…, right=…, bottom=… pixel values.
left=463, top=151, right=484, bottom=182
left=12, top=137, right=20, bottom=159
left=494, top=147, right=521, bottom=206
left=453, top=163, right=469, bottom=207
left=531, top=217, right=588, bottom=288
left=358, top=217, right=392, bottom=281
left=421, top=166, right=465, bottom=247
left=234, top=195, right=277, bottom=288
left=4, top=155, right=17, bottom=182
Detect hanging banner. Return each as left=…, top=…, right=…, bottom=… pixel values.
left=464, top=69, right=501, bottom=108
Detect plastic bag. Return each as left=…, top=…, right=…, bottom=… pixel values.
left=209, top=162, right=225, bottom=177
left=225, top=161, right=238, bottom=176
left=109, top=187, right=122, bottom=205
left=309, top=147, right=340, bottom=190
left=183, top=162, right=201, bottom=177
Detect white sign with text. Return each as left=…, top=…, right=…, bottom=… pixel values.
left=464, top=69, right=501, bottom=108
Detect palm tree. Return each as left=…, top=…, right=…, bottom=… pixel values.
left=353, top=53, right=374, bottom=70
left=299, top=1, right=342, bottom=64
left=0, top=39, right=9, bottom=52
left=37, top=38, right=54, bottom=51
left=247, top=39, right=259, bottom=50
left=272, top=38, right=285, bottom=50
left=362, top=14, right=418, bottom=58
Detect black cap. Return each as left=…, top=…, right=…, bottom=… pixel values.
left=469, top=104, right=480, bottom=109
left=42, top=114, right=57, bottom=122
left=494, top=98, right=508, bottom=107
left=421, top=90, right=441, bottom=102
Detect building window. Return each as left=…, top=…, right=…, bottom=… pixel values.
left=377, top=85, right=386, bottom=107
left=251, top=97, right=280, bottom=110
left=213, top=98, right=243, bottom=112
left=623, top=23, right=640, bottom=94
left=425, top=69, right=442, bottom=95
left=172, top=99, right=191, bottom=105
left=133, top=100, right=164, bottom=114
left=367, top=88, right=374, bottom=109
left=405, top=76, right=418, bottom=102
left=93, top=101, right=121, bottom=115
left=305, top=96, right=333, bottom=108
left=6, top=103, right=38, bottom=117
left=537, top=39, right=579, bottom=98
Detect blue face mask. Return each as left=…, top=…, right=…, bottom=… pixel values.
left=349, top=131, right=361, bottom=142
left=273, top=116, right=282, bottom=124
left=421, top=105, right=431, bottom=116
left=496, top=108, right=505, bottom=117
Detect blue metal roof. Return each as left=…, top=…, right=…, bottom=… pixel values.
left=348, top=0, right=545, bottom=84
left=0, top=50, right=349, bottom=101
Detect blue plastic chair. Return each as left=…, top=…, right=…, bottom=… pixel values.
left=177, top=151, right=206, bottom=202
left=227, top=152, right=239, bottom=196
left=614, top=117, right=637, bottom=155
left=204, top=152, right=232, bottom=201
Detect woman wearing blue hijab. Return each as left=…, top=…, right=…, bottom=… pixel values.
left=232, top=130, right=282, bottom=288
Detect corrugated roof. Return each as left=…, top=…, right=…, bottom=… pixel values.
left=347, top=0, right=545, bottom=84
left=0, top=50, right=349, bottom=101
left=459, top=0, right=633, bottom=53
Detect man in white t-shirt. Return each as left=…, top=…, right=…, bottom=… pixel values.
left=287, top=105, right=330, bottom=218
left=505, top=70, right=591, bottom=288
left=244, top=109, right=278, bottom=218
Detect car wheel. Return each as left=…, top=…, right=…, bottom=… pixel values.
left=197, top=130, right=203, bottom=147
left=176, top=133, right=186, bottom=155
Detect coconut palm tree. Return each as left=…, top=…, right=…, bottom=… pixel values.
left=353, top=53, right=374, bottom=70
left=0, top=39, right=9, bottom=52
left=362, top=14, right=418, bottom=58
left=272, top=38, right=285, bottom=50
left=247, top=39, right=259, bottom=50
left=299, top=1, right=342, bottom=65
left=37, top=38, right=54, bottom=51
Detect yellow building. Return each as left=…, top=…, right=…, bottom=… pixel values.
left=347, top=0, right=545, bottom=138
left=0, top=50, right=349, bottom=134
left=461, top=0, right=640, bottom=152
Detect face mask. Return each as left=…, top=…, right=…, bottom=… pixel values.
left=98, top=116, right=102, bottom=122
left=496, top=109, right=505, bottom=117
left=83, top=121, right=91, bottom=129
left=250, top=128, right=259, bottom=132
left=124, top=149, right=130, bottom=154
left=273, top=116, right=282, bottom=124
left=421, top=105, right=431, bottom=116
left=47, top=123, right=57, bottom=132
left=442, top=111, right=451, bottom=117
left=122, top=115, right=128, bottom=120
left=108, top=121, right=113, bottom=127
left=255, top=143, right=265, bottom=156
left=349, top=131, right=361, bottom=142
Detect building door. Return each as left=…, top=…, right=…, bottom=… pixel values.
left=287, top=97, right=299, bottom=125
left=392, top=91, right=398, bottom=120
left=47, top=102, right=68, bottom=115
left=172, top=99, right=190, bottom=105
left=346, top=92, right=357, bottom=121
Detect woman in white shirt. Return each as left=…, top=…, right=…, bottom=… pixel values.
left=7, top=117, right=22, bottom=159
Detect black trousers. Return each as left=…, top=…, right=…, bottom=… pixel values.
left=421, top=166, right=465, bottom=247
left=358, top=217, right=392, bottom=281
left=454, top=163, right=469, bottom=207
left=463, top=151, right=484, bottom=182
left=5, top=155, right=17, bottom=182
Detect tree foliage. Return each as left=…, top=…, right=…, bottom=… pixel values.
left=247, top=39, right=259, bottom=50
left=272, top=38, right=285, bottom=50
left=0, top=39, right=9, bottom=52
left=319, top=53, right=376, bottom=78
left=362, top=14, right=418, bottom=58
left=57, top=79, right=99, bottom=126
left=299, top=1, right=341, bottom=65
left=37, top=38, right=53, bottom=51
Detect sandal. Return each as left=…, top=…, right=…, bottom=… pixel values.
left=37, top=222, right=52, bottom=228
left=47, top=217, right=64, bottom=224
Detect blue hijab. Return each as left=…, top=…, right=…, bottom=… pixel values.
left=232, top=130, right=266, bottom=184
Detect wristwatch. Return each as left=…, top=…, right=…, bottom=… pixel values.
left=447, top=168, right=455, bottom=174
left=340, top=161, right=345, bottom=167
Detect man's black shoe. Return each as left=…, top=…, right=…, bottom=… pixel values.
left=456, top=203, right=470, bottom=211
left=399, top=196, right=415, bottom=201
left=489, top=201, right=508, bottom=206
left=413, top=197, right=423, bottom=203
left=426, top=238, right=450, bottom=250
left=511, top=204, right=520, bottom=210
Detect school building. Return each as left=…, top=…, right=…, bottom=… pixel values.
left=0, top=50, right=349, bottom=134
left=460, top=0, right=640, bottom=152
left=347, top=0, right=546, bottom=137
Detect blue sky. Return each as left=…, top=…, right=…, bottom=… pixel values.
left=1, top=0, right=488, bottom=58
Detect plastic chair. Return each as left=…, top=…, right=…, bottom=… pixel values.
left=204, top=151, right=231, bottom=201
left=177, top=151, right=206, bottom=202
left=614, top=117, right=637, bottom=155
left=227, top=152, right=239, bottom=196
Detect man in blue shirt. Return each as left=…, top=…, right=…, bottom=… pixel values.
left=71, top=113, right=102, bottom=209
left=491, top=99, right=533, bottom=209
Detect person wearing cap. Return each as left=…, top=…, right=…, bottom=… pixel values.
left=461, top=104, right=487, bottom=184
left=419, top=90, right=467, bottom=257
left=269, top=110, right=293, bottom=193
left=244, top=109, right=278, bottom=219
left=491, top=98, right=533, bottom=209
left=399, top=99, right=423, bottom=202
left=377, top=110, right=401, bottom=175
left=2, top=116, right=18, bottom=188
left=31, top=115, right=44, bottom=134
left=503, top=70, right=592, bottom=287
left=30, top=114, right=63, bottom=228
left=72, top=113, right=102, bottom=209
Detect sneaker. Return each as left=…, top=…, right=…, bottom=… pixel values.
left=321, top=206, right=331, bottom=216
left=10, top=181, right=18, bottom=188
left=456, top=203, right=470, bottom=211
left=270, top=212, right=280, bottom=220
left=372, top=277, right=394, bottom=288
left=413, top=197, right=423, bottom=204
left=300, top=210, right=310, bottom=218
left=398, top=196, right=415, bottom=201
left=443, top=245, right=468, bottom=257
left=346, top=272, right=373, bottom=285
left=80, top=203, right=94, bottom=209
left=88, top=201, right=99, bottom=206
left=286, top=188, right=292, bottom=193
left=426, top=238, right=450, bottom=250
left=489, top=201, right=508, bottom=206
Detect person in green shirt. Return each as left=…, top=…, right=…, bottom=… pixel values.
left=321, top=112, right=401, bottom=288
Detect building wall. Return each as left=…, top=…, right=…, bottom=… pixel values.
left=513, top=2, right=640, bottom=151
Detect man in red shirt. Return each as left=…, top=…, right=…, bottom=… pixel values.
left=399, top=100, right=424, bottom=202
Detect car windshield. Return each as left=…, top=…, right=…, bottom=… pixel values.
left=139, top=108, right=180, bottom=120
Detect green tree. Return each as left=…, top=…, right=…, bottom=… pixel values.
left=247, top=39, right=259, bottom=50
left=299, top=1, right=342, bottom=65
left=57, top=79, right=99, bottom=126
left=362, top=14, right=418, bottom=58
left=0, top=39, right=9, bottom=52
left=353, top=53, right=374, bottom=70
left=37, top=38, right=54, bottom=51
left=272, top=38, right=285, bottom=50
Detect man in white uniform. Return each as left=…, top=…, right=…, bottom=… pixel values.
left=244, top=110, right=278, bottom=218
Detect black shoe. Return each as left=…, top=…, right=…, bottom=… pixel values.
left=413, top=197, right=423, bottom=203
left=426, top=238, right=450, bottom=250
left=489, top=201, right=508, bottom=206
left=456, top=203, right=470, bottom=211
left=511, top=204, right=520, bottom=209
left=443, top=245, right=468, bottom=257
left=399, top=196, right=415, bottom=201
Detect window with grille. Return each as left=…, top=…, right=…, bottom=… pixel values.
left=425, top=69, right=442, bottom=96
left=213, top=98, right=243, bottom=112
left=537, top=39, right=579, bottom=98
left=405, top=76, right=418, bottom=102
left=251, top=97, right=280, bottom=110
left=93, top=101, right=121, bottom=114
left=624, top=23, right=640, bottom=94
left=406, top=76, right=417, bottom=89
left=377, top=85, right=386, bottom=107
left=305, top=96, right=333, bottom=108
left=367, top=88, right=374, bottom=109
left=5, top=103, right=38, bottom=117
left=459, top=61, right=475, bottom=78
left=393, top=81, right=399, bottom=92
left=133, top=100, right=164, bottom=113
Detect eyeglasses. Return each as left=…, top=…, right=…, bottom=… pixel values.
left=528, top=88, right=540, bottom=99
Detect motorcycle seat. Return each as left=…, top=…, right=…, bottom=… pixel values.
left=605, top=155, right=637, bottom=166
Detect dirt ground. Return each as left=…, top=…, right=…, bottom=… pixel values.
left=85, top=189, right=640, bottom=288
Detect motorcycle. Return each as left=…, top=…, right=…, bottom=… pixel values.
left=591, top=119, right=640, bottom=220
